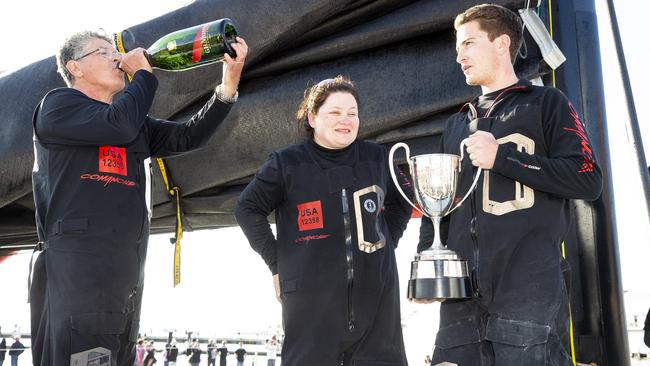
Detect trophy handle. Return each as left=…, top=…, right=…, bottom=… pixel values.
left=388, top=143, right=426, bottom=216
left=448, top=138, right=482, bottom=214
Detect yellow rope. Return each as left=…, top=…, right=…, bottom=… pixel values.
left=156, top=157, right=171, bottom=192
left=546, top=1, right=576, bottom=363
left=548, top=0, right=557, bottom=88
left=114, top=32, right=132, bottom=82
left=118, top=30, right=185, bottom=287
left=561, top=241, right=578, bottom=366
left=156, top=158, right=184, bottom=287
left=171, top=187, right=183, bottom=287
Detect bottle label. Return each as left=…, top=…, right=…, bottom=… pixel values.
left=192, top=25, right=210, bottom=63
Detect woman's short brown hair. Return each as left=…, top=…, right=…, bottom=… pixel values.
left=296, top=75, right=359, bottom=139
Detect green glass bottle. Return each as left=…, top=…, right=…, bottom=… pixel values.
left=145, top=18, right=238, bottom=71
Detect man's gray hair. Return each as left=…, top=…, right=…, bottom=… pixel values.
left=56, top=30, right=113, bottom=86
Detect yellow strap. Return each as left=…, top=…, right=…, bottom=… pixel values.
left=156, top=158, right=172, bottom=192
left=116, top=32, right=182, bottom=286
left=548, top=0, right=576, bottom=361
left=561, top=242, right=578, bottom=366
left=157, top=157, right=183, bottom=287
left=114, top=32, right=132, bottom=82
left=171, top=187, right=183, bottom=287
left=548, top=0, right=557, bottom=89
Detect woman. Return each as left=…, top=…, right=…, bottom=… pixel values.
left=235, top=76, right=413, bottom=366
left=143, top=341, right=156, bottom=366
left=135, top=339, right=145, bottom=366
left=185, top=339, right=202, bottom=366
left=165, top=339, right=178, bottom=366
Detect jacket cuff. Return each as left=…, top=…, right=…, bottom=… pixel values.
left=269, top=262, right=278, bottom=275
left=215, top=84, right=238, bottom=104
left=492, top=144, right=512, bottom=175
left=132, top=69, right=159, bottom=90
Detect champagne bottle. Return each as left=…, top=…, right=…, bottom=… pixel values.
left=144, top=18, right=238, bottom=71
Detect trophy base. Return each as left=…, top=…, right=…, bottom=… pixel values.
left=407, top=277, right=472, bottom=300
left=407, top=249, right=473, bottom=300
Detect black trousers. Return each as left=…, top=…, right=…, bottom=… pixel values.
left=279, top=267, right=408, bottom=366
left=431, top=272, right=572, bottom=366
left=30, top=235, right=147, bottom=366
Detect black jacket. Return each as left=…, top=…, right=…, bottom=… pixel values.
left=9, top=340, right=24, bottom=357
left=165, top=344, right=178, bottom=362
left=235, top=348, right=246, bottom=361
left=207, top=343, right=215, bottom=359
left=186, top=347, right=202, bottom=362
left=235, top=138, right=412, bottom=336
left=143, top=350, right=156, bottom=365
left=217, top=347, right=228, bottom=360
left=33, top=70, right=231, bottom=247
left=31, top=70, right=232, bottom=312
left=420, top=80, right=602, bottom=308
left=236, top=139, right=412, bottom=274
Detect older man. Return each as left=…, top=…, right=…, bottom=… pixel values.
left=30, top=30, right=248, bottom=365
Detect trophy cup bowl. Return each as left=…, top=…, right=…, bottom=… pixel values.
left=389, top=142, right=482, bottom=300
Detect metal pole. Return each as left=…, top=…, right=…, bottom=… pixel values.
left=552, top=0, right=630, bottom=364
left=604, top=0, right=650, bottom=216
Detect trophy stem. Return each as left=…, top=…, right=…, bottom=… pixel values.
left=432, top=216, right=444, bottom=250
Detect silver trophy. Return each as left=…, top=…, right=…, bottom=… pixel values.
left=389, top=140, right=482, bottom=300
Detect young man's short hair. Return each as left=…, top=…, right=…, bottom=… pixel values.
left=454, top=4, right=523, bottom=63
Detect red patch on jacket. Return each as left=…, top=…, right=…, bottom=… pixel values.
left=297, top=200, right=324, bottom=231
left=99, top=146, right=127, bottom=176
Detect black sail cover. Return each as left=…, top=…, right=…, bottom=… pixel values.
left=0, top=0, right=540, bottom=244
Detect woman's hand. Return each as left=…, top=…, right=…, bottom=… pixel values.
left=273, top=274, right=281, bottom=303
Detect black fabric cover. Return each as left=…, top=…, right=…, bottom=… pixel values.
left=0, top=0, right=540, bottom=245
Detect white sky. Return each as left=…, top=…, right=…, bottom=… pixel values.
left=1, top=0, right=649, bottom=361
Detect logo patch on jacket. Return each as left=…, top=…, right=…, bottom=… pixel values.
left=99, top=146, right=127, bottom=176
left=297, top=200, right=323, bottom=231
left=364, top=199, right=377, bottom=213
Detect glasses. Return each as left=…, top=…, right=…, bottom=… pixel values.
left=74, top=47, right=121, bottom=61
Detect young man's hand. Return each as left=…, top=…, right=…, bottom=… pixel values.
left=465, top=130, right=498, bottom=169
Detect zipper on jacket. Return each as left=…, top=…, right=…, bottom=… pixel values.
left=135, top=158, right=146, bottom=296
left=135, top=158, right=147, bottom=243
left=469, top=191, right=481, bottom=298
left=341, top=188, right=356, bottom=332
left=462, top=87, right=526, bottom=300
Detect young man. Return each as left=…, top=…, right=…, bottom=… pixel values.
left=186, top=339, right=202, bottom=366
left=164, top=339, right=178, bottom=366
left=419, top=4, right=602, bottom=365
left=8, top=338, right=23, bottom=366
left=30, top=30, right=248, bottom=365
left=265, top=337, right=278, bottom=366
left=235, top=342, right=246, bottom=366
left=207, top=340, right=216, bottom=366
left=216, top=341, right=228, bottom=366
